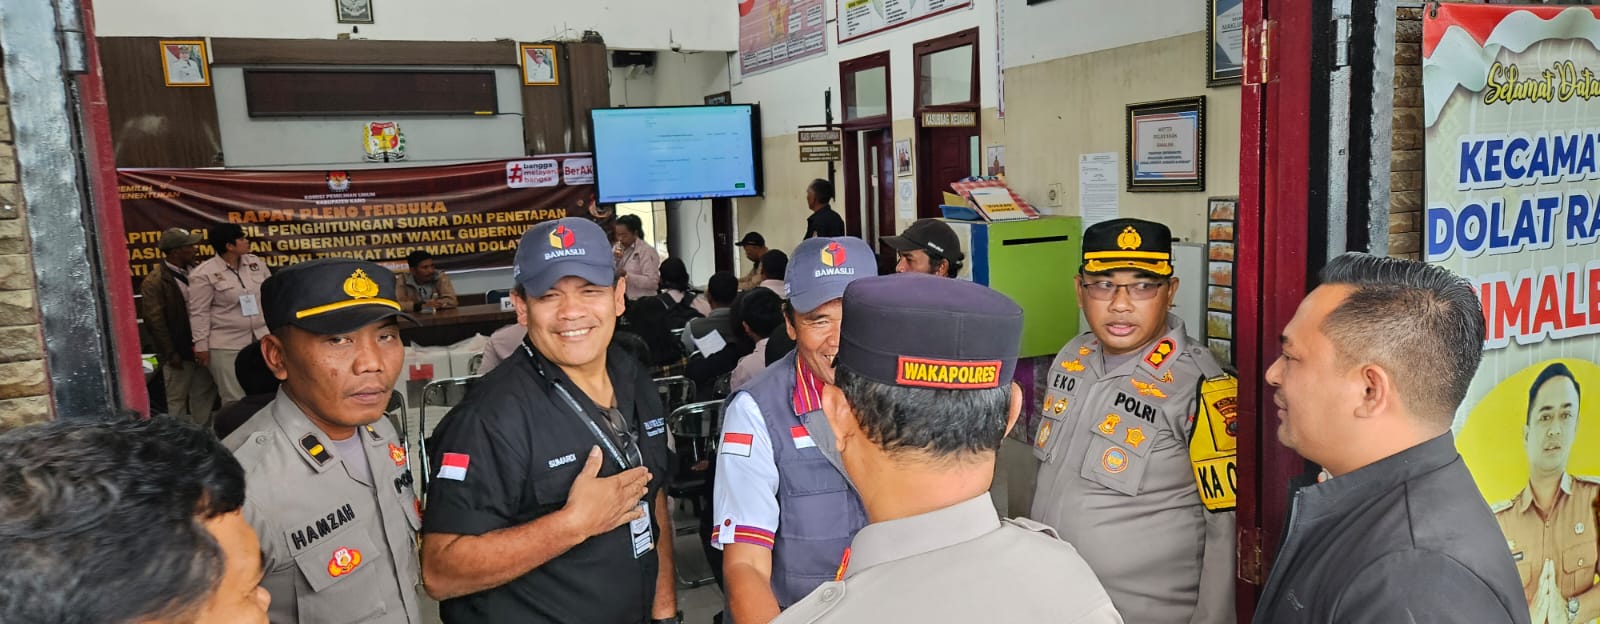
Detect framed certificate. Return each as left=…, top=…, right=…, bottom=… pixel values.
left=1208, top=0, right=1245, bottom=86
left=1126, top=96, right=1206, bottom=192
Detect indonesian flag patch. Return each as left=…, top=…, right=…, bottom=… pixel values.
left=791, top=425, right=816, bottom=449
left=437, top=452, right=470, bottom=481
left=722, top=432, right=754, bottom=457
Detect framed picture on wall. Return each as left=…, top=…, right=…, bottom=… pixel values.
left=895, top=139, right=913, bottom=177
left=1126, top=96, right=1206, bottom=192
left=335, top=0, right=375, bottom=24
left=705, top=91, right=732, bottom=105
left=520, top=44, right=560, bottom=86
left=1208, top=0, right=1245, bottom=86
left=159, top=40, right=210, bottom=88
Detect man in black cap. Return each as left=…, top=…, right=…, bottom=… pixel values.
left=883, top=218, right=965, bottom=278
left=221, top=258, right=423, bottom=624
left=140, top=226, right=217, bottom=423
left=1029, top=218, right=1237, bottom=624
left=736, top=232, right=770, bottom=291
left=421, top=217, right=678, bottom=624
left=774, top=273, right=1119, bottom=623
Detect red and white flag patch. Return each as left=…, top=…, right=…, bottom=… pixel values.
left=722, top=432, right=754, bottom=457
left=437, top=452, right=470, bottom=481
left=791, top=425, right=816, bottom=449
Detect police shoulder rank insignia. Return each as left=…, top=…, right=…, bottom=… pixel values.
left=1101, top=447, right=1130, bottom=473
left=327, top=547, right=363, bottom=578
left=1132, top=379, right=1168, bottom=398
left=301, top=434, right=332, bottom=466
left=1097, top=414, right=1120, bottom=436
left=365, top=424, right=383, bottom=441
left=388, top=443, right=407, bottom=467
left=1144, top=338, right=1177, bottom=368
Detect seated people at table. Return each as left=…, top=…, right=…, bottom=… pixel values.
left=682, top=271, right=741, bottom=357
left=736, top=232, right=769, bottom=292
left=614, top=214, right=662, bottom=300
left=728, top=287, right=784, bottom=392
left=757, top=250, right=787, bottom=295
left=622, top=258, right=704, bottom=370
left=396, top=250, right=459, bottom=311
left=685, top=283, right=762, bottom=401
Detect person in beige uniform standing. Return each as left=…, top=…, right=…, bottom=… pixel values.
left=223, top=258, right=422, bottom=624
left=776, top=273, right=1121, bottom=623
left=189, top=223, right=271, bottom=403
left=1030, top=218, right=1236, bottom=624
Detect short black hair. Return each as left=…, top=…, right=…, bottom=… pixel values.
left=834, top=363, right=1011, bottom=459
left=659, top=257, right=690, bottom=292
left=235, top=340, right=280, bottom=396
left=207, top=223, right=246, bottom=250
left=760, top=250, right=788, bottom=281
left=1528, top=362, right=1582, bottom=425
left=808, top=179, right=835, bottom=205
left=1317, top=252, right=1486, bottom=426
left=732, top=286, right=783, bottom=341
left=707, top=271, right=739, bottom=306
left=615, top=214, right=644, bottom=236
left=0, top=415, right=247, bottom=623
left=406, top=250, right=433, bottom=269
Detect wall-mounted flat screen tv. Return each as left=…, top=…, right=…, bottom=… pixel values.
left=591, top=104, right=764, bottom=203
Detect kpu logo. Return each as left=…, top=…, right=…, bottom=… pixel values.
left=326, top=171, right=351, bottom=193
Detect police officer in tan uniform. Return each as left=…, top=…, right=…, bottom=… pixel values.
left=1030, top=219, right=1237, bottom=624
left=1494, top=362, right=1597, bottom=624
left=775, top=273, right=1121, bottom=623
left=223, top=258, right=422, bottom=624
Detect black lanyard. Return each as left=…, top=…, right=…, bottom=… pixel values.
left=522, top=342, right=639, bottom=470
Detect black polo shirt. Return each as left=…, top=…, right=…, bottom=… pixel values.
left=423, top=341, right=672, bottom=624
left=805, top=205, right=845, bottom=238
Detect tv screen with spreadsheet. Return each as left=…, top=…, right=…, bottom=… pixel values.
left=591, top=104, right=765, bottom=203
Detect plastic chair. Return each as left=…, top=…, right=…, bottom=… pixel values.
left=385, top=390, right=407, bottom=447
left=665, top=400, right=724, bottom=588
left=654, top=375, right=697, bottom=414
left=416, top=375, right=482, bottom=500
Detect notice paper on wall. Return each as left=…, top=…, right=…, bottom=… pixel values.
left=898, top=179, right=916, bottom=219
left=1079, top=152, right=1119, bottom=232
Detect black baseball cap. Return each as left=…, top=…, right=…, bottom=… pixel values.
left=837, top=273, right=1022, bottom=390
left=1081, top=218, right=1173, bottom=277
left=263, top=259, right=412, bottom=335
left=513, top=217, right=617, bottom=295
left=882, top=219, right=964, bottom=261
left=735, top=232, right=766, bottom=247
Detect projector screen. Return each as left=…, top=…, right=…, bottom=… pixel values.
left=591, top=104, right=764, bottom=203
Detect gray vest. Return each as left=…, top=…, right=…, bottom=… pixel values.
left=736, top=351, right=868, bottom=608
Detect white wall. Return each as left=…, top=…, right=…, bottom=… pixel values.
left=92, top=0, right=737, bottom=51
left=1000, top=0, right=1204, bottom=69
left=214, top=67, right=526, bottom=168
left=609, top=50, right=733, bottom=108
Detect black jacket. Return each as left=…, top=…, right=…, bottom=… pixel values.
left=805, top=206, right=845, bottom=238
left=1254, top=433, right=1530, bottom=624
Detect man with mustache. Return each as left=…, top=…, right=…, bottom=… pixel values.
left=1029, top=218, right=1237, bottom=624
left=1495, top=362, right=1596, bottom=624
left=222, top=258, right=423, bottom=623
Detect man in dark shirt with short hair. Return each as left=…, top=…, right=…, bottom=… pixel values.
left=1254, top=253, right=1528, bottom=624
left=804, top=179, right=845, bottom=239
left=421, top=217, right=679, bottom=624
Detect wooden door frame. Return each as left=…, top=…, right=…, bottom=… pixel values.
left=912, top=28, right=981, bottom=219
left=839, top=51, right=893, bottom=237
left=1235, top=0, right=1317, bottom=619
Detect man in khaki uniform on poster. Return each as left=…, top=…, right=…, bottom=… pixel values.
left=1494, top=362, right=1598, bottom=624
left=774, top=273, right=1121, bottom=623
left=223, top=258, right=423, bottom=624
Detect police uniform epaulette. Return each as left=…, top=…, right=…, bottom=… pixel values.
left=1003, top=516, right=1062, bottom=540
left=300, top=433, right=333, bottom=466
left=228, top=430, right=275, bottom=469
left=1490, top=499, right=1515, bottom=514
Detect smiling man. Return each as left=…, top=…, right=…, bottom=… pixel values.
left=221, top=258, right=422, bottom=624
left=1253, top=253, right=1525, bottom=623
left=1495, top=363, right=1594, bottom=624
left=712, top=236, right=876, bottom=624
left=421, top=217, right=677, bottom=624
left=1029, top=218, right=1237, bottom=624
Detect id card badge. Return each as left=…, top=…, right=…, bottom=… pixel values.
left=238, top=294, right=261, bottom=317
left=630, top=500, right=653, bottom=558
